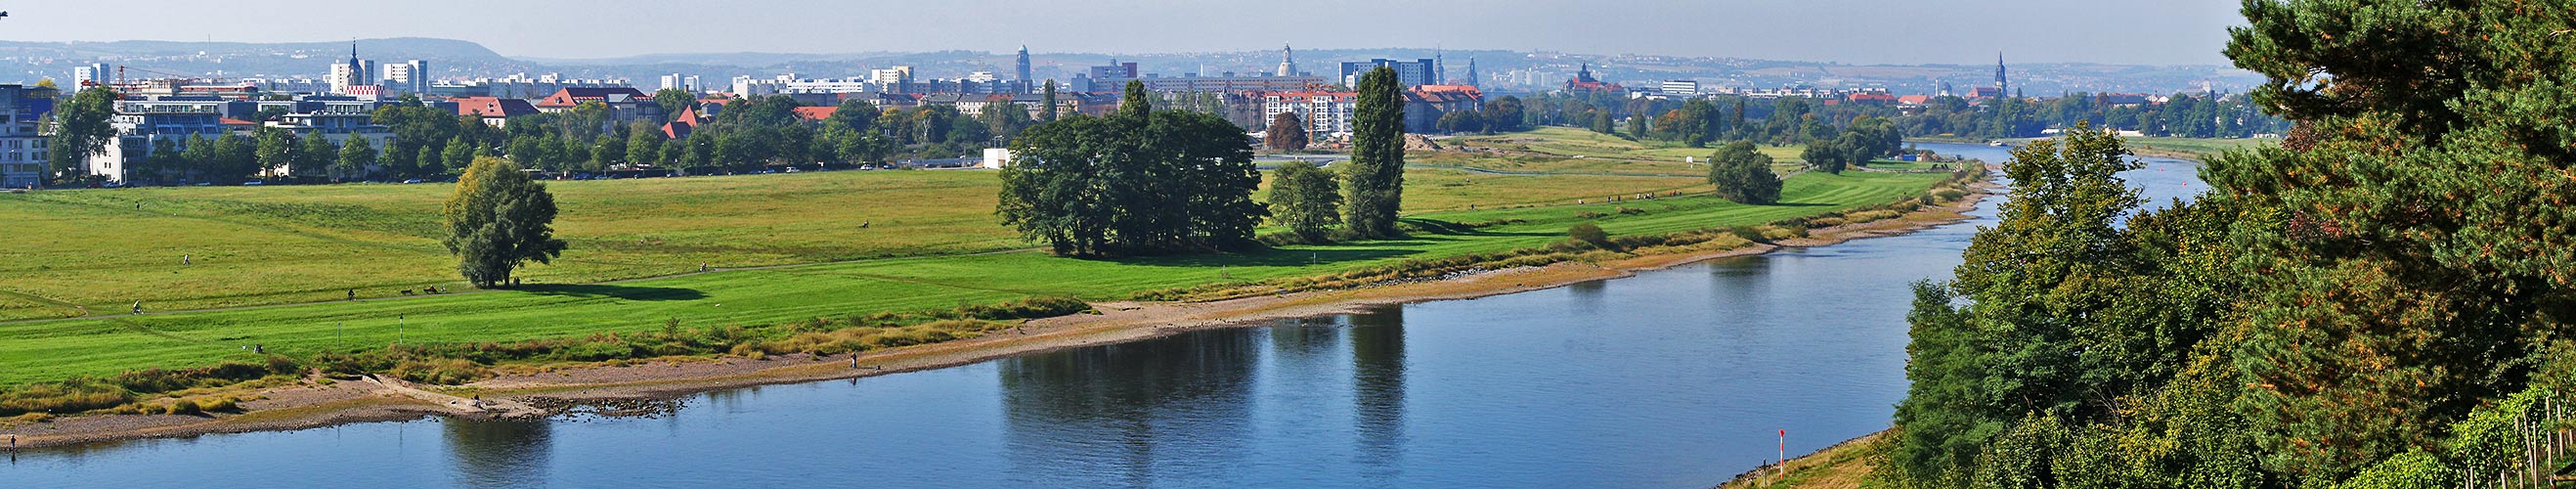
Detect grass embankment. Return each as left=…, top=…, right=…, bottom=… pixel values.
left=1718, top=431, right=1894, bottom=489
left=1, top=164, right=1699, bottom=321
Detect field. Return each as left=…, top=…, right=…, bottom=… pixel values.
left=0, top=169, right=1947, bottom=385
left=2, top=163, right=1708, bottom=321
left=0, top=126, right=1955, bottom=387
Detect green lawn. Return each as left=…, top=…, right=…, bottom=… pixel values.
left=0, top=170, right=1948, bottom=385
left=3, top=165, right=1705, bottom=321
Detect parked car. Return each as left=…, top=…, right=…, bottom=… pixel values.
left=402, top=179, right=424, bottom=184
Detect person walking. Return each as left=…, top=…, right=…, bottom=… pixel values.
left=131, top=301, right=142, bottom=315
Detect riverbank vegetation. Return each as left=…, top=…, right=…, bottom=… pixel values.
left=1855, top=3, right=2576, bottom=487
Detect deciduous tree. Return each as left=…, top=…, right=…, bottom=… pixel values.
left=442, top=156, right=567, bottom=289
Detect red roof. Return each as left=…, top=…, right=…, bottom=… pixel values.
left=1897, top=95, right=1935, bottom=105
left=219, top=117, right=259, bottom=126
left=454, top=97, right=539, bottom=118
left=535, top=87, right=651, bottom=108
left=662, top=105, right=701, bottom=139
left=1847, top=93, right=1898, bottom=103
left=792, top=107, right=835, bottom=121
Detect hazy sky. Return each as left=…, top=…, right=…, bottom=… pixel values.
left=0, top=0, right=2249, bottom=66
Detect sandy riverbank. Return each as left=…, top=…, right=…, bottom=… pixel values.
left=1, top=181, right=1997, bottom=451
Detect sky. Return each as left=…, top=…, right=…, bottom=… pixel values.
left=0, top=0, right=2249, bottom=66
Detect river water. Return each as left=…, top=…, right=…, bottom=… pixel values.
left=3, top=143, right=2207, bottom=488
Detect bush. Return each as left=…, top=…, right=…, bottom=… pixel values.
left=1568, top=222, right=1611, bottom=248
left=958, top=295, right=1091, bottom=321
left=389, top=358, right=489, bottom=385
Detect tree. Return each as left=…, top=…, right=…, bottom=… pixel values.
left=442, top=135, right=478, bottom=173
left=1266, top=111, right=1309, bottom=151
left=296, top=134, right=336, bottom=179
left=626, top=123, right=664, bottom=166
left=997, top=81, right=1265, bottom=256
left=415, top=143, right=441, bottom=179
left=1435, top=110, right=1488, bottom=135
left=830, top=99, right=879, bottom=136
left=652, top=88, right=697, bottom=124
left=255, top=129, right=297, bottom=178
left=47, top=86, right=119, bottom=183
left=1800, top=140, right=1847, bottom=175
left=2206, top=0, right=2576, bottom=478
left=1267, top=159, right=1340, bottom=242
left=979, top=97, right=1034, bottom=143
left=210, top=133, right=254, bottom=182
left=1705, top=142, right=1781, bottom=204
left=1481, top=96, right=1525, bottom=132
left=335, top=137, right=376, bottom=180
left=1567, top=222, right=1610, bottom=248
left=442, top=156, right=567, bottom=289
left=1343, top=67, right=1407, bottom=239
left=1039, top=80, right=1060, bottom=122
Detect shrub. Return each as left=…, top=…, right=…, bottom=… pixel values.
left=958, top=296, right=1092, bottom=321
left=1568, top=222, right=1611, bottom=248
left=389, top=358, right=489, bottom=385
left=196, top=397, right=239, bottom=413
left=1616, top=206, right=1647, bottom=215
left=162, top=400, right=201, bottom=416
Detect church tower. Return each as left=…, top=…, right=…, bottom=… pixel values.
left=1276, top=44, right=1297, bottom=77
left=1994, top=52, right=2009, bottom=98
left=1463, top=57, right=1479, bottom=88
left=1016, top=46, right=1032, bottom=94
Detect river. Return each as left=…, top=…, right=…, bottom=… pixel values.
left=2, top=143, right=2208, bottom=488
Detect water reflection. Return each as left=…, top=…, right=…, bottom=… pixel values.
left=997, top=327, right=1261, bottom=485
left=1349, top=307, right=1408, bottom=479
left=443, top=420, right=551, bottom=488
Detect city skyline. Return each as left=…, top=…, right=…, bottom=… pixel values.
left=0, top=0, right=2248, bottom=66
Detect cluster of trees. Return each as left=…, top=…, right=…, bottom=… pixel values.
left=1794, top=116, right=1903, bottom=174
left=1001, top=68, right=1411, bottom=256
left=1429, top=95, right=1527, bottom=135
left=996, top=81, right=1265, bottom=256
left=1516, top=87, right=2288, bottom=146
left=1888, top=2, right=2576, bottom=486
left=64, top=83, right=1079, bottom=186
left=1703, top=142, right=1780, bottom=205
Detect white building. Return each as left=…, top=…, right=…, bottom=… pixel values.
left=1660, top=80, right=1700, bottom=96
left=71, top=63, right=110, bottom=88
left=1262, top=91, right=1358, bottom=137
left=381, top=60, right=429, bottom=94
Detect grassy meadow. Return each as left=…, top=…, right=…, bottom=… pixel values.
left=4, top=162, right=1708, bottom=321
left=0, top=126, right=1969, bottom=388
left=0, top=168, right=1949, bottom=385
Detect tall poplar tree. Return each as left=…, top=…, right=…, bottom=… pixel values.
left=1342, top=67, right=1406, bottom=238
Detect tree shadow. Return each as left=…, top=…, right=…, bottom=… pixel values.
left=1396, top=218, right=1555, bottom=238
left=518, top=284, right=709, bottom=301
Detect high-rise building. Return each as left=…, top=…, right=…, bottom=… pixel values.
left=1088, top=61, right=1138, bottom=91
left=1015, top=46, right=1032, bottom=94
left=383, top=60, right=429, bottom=94
left=1339, top=59, right=1437, bottom=87
left=660, top=73, right=689, bottom=91
left=71, top=63, right=109, bottom=88
left=1276, top=44, right=1297, bottom=77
